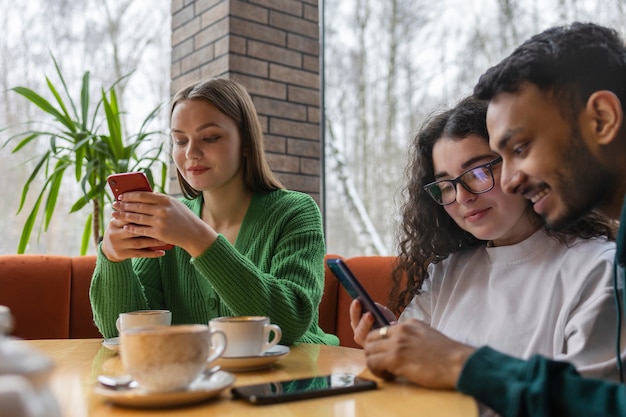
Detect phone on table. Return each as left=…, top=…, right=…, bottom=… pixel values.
left=106, top=172, right=173, bottom=251
left=326, top=258, right=391, bottom=329
left=231, top=373, right=377, bottom=405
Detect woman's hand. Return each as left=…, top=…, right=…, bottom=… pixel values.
left=102, top=191, right=218, bottom=260
left=101, top=207, right=163, bottom=262
left=349, top=299, right=396, bottom=346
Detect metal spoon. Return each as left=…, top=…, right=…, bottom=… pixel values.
left=204, top=365, right=222, bottom=377
left=96, top=365, right=221, bottom=390
left=97, top=374, right=137, bottom=390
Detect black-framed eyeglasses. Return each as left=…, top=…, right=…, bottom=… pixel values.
left=423, top=156, right=503, bottom=205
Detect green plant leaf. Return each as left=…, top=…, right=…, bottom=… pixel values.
left=71, top=182, right=104, bottom=213
left=102, top=89, right=124, bottom=158
left=80, top=71, right=90, bottom=131
left=45, top=77, right=76, bottom=133
left=10, top=132, right=40, bottom=152
left=17, top=152, right=50, bottom=213
left=17, top=189, right=45, bottom=254
left=80, top=213, right=92, bottom=256
left=11, top=87, right=75, bottom=132
left=7, top=54, right=167, bottom=254
left=43, top=164, right=69, bottom=229
left=51, top=53, right=80, bottom=123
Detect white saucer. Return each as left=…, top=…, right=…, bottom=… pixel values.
left=102, top=337, right=120, bottom=352
left=94, top=370, right=235, bottom=408
left=213, top=345, right=290, bottom=372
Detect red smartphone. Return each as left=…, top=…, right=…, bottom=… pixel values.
left=106, top=172, right=174, bottom=251
left=107, top=172, right=152, bottom=198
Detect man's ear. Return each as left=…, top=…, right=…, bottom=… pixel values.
left=586, top=90, right=623, bottom=145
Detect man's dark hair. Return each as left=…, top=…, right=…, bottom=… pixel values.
left=474, top=22, right=626, bottom=117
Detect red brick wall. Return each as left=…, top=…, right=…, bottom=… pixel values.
left=171, top=0, right=322, bottom=203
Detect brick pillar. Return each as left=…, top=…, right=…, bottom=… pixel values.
left=170, top=0, right=322, bottom=204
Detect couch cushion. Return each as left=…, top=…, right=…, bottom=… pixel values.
left=319, top=254, right=342, bottom=335
left=319, top=254, right=343, bottom=334
left=0, top=255, right=72, bottom=339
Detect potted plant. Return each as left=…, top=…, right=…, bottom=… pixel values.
left=4, top=56, right=168, bottom=255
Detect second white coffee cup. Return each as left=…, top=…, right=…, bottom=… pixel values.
left=116, top=310, right=171, bottom=333
left=208, top=316, right=282, bottom=358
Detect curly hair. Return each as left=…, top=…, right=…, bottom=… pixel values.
left=388, top=96, right=616, bottom=314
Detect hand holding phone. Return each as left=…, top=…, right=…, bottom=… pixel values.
left=106, top=172, right=173, bottom=251
left=231, top=373, right=376, bottom=405
left=327, top=258, right=391, bottom=329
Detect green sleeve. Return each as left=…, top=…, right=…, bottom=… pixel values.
left=88, top=246, right=158, bottom=338
left=458, top=346, right=626, bottom=417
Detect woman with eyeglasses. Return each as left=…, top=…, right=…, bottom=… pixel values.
left=350, top=97, right=625, bottom=391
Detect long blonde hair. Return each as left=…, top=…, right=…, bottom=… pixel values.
left=170, top=78, right=284, bottom=199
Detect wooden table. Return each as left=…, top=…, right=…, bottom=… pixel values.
left=26, top=339, right=478, bottom=417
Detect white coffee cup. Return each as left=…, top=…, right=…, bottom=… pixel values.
left=116, top=310, right=171, bottom=333
left=208, top=316, right=282, bottom=358
left=120, top=324, right=227, bottom=392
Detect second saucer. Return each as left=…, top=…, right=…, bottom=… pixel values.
left=213, top=345, right=290, bottom=372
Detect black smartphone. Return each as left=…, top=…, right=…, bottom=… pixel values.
left=326, top=258, right=391, bottom=329
left=231, top=373, right=377, bottom=405
left=106, top=172, right=173, bottom=251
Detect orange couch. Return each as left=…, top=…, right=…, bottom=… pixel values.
left=0, top=254, right=395, bottom=347
left=0, top=255, right=101, bottom=339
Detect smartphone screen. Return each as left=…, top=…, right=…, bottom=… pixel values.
left=231, top=373, right=376, bottom=405
left=106, top=172, right=173, bottom=251
left=326, top=258, right=391, bottom=329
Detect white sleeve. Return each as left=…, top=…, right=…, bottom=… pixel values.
left=555, top=248, right=625, bottom=380
left=399, top=274, right=432, bottom=324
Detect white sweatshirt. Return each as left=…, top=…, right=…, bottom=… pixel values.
left=401, top=229, right=624, bottom=380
